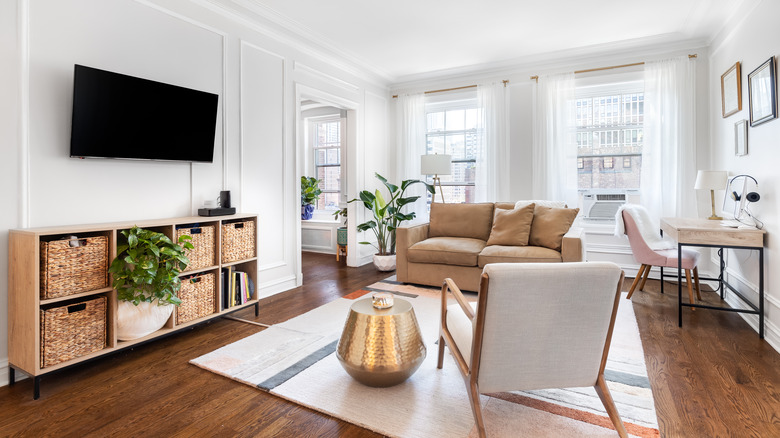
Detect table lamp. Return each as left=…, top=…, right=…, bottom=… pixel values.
left=421, top=154, right=451, bottom=203
left=694, top=170, right=728, bottom=220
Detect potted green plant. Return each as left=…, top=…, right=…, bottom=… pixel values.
left=109, top=226, right=193, bottom=340
left=349, top=173, right=433, bottom=271
left=333, top=206, right=348, bottom=246
left=301, top=176, right=322, bottom=220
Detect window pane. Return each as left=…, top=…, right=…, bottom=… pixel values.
left=316, top=192, right=340, bottom=211
left=427, top=134, right=445, bottom=154
left=317, top=166, right=341, bottom=192
left=427, top=112, right=444, bottom=132
left=439, top=162, right=475, bottom=184
left=445, top=109, right=465, bottom=131
left=430, top=185, right=475, bottom=204
left=446, top=134, right=466, bottom=159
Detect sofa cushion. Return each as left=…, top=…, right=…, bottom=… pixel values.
left=408, top=237, right=486, bottom=267
left=478, top=245, right=562, bottom=267
left=428, top=202, right=495, bottom=241
left=529, top=206, right=580, bottom=252
left=486, top=204, right=535, bottom=246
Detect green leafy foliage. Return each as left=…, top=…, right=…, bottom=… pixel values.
left=301, top=176, right=323, bottom=207
left=348, top=173, right=434, bottom=255
left=109, top=226, right=194, bottom=306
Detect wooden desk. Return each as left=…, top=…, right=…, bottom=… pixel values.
left=660, top=217, right=766, bottom=338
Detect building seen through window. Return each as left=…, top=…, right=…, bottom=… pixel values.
left=576, top=90, right=644, bottom=190
left=425, top=100, right=480, bottom=204
left=312, top=118, right=342, bottom=210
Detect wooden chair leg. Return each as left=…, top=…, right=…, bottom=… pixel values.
left=467, top=379, right=487, bottom=438
left=626, top=265, right=647, bottom=299
left=685, top=269, right=696, bottom=310
left=437, top=335, right=446, bottom=369
left=638, top=264, right=652, bottom=291
left=594, top=374, right=628, bottom=438
left=693, top=266, right=702, bottom=300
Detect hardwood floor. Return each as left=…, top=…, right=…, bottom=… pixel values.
left=1, top=253, right=779, bottom=437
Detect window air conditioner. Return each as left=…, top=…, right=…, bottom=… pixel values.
left=582, top=192, right=627, bottom=220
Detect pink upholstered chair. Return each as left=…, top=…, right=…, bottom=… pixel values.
left=622, top=209, right=701, bottom=303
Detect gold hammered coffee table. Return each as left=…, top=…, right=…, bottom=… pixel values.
left=336, top=296, right=427, bottom=387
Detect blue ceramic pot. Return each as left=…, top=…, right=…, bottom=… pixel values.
left=301, top=204, right=314, bottom=220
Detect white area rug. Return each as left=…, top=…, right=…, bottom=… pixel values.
left=192, top=280, right=659, bottom=437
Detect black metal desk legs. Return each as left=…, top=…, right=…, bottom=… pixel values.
left=677, top=244, right=764, bottom=339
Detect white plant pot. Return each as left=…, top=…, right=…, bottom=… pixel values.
left=373, top=254, right=397, bottom=271
left=117, top=300, right=173, bottom=341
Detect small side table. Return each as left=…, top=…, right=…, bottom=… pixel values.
left=336, top=243, right=347, bottom=261
left=336, top=297, right=426, bottom=387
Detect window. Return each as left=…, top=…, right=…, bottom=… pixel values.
left=425, top=99, right=481, bottom=204
left=576, top=86, right=644, bottom=190
left=311, top=117, right=342, bottom=210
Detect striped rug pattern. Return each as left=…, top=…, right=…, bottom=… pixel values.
left=191, top=279, right=659, bottom=437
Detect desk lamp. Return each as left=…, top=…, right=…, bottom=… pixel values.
left=421, top=154, right=451, bottom=203
left=694, top=170, right=728, bottom=220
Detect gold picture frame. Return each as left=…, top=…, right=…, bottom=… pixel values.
left=721, top=62, right=742, bottom=118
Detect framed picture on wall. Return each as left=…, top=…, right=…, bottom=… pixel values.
left=735, top=119, right=748, bottom=156
left=748, top=56, right=777, bottom=126
left=721, top=62, right=741, bottom=118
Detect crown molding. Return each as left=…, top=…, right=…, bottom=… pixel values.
left=391, top=36, right=710, bottom=92
left=194, top=0, right=392, bottom=86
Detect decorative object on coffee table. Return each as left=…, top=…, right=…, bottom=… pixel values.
left=336, top=297, right=426, bottom=387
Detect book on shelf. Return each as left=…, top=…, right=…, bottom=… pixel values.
left=220, top=268, right=255, bottom=309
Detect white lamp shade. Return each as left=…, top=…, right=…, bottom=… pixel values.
left=420, top=154, right=452, bottom=175
left=694, top=170, right=728, bottom=190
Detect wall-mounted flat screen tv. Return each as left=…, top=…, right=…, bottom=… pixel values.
left=70, top=64, right=219, bottom=162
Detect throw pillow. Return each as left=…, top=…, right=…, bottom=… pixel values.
left=428, top=202, right=495, bottom=241
left=528, top=206, right=580, bottom=251
left=486, top=204, right=535, bottom=246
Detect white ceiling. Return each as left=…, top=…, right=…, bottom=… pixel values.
left=215, top=0, right=747, bottom=82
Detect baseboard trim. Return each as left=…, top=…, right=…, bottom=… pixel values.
left=256, top=275, right=297, bottom=299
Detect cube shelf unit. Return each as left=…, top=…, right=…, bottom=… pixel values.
left=8, top=214, right=258, bottom=399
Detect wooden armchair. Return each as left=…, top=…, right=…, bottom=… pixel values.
left=438, top=262, right=628, bottom=437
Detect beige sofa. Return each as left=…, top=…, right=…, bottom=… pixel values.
left=396, top=202, right=585, bottom=292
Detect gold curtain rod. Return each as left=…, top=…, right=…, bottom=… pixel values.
left=529, top=54, right=697, bottom=81
left=392, top=80, right=508, bottom=99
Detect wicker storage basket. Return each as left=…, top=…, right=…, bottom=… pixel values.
left=222, top=220, right=256, bottom=263
left=40, top=296, right=107, bottom=368
left=177, top=273, right=216, bottom=324
left=40, top=236, right=109, bottom=299
left=176, top=225, right=215, bottom=271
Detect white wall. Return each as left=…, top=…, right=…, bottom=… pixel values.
left=1, top=0, right=389, bottom=385
left=709, top=0, right=780, bottom=349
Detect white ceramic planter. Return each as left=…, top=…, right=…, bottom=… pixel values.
left=117, top=300, right=173, bottom=341
left=373, top=254, right=397, bottom=271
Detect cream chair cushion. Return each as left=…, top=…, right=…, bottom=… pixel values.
left=477, top=262, right=620, bottom=393
left=446, top=301, right=477, bottom=364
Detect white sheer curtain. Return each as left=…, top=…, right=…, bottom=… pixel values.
left=642, top=56, right=697, bottom=224
left=532, top=73, right=578, bottom=206
left=475, top=82, right=508, bottom=202
left=395, top=93, right=429, bottom=221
